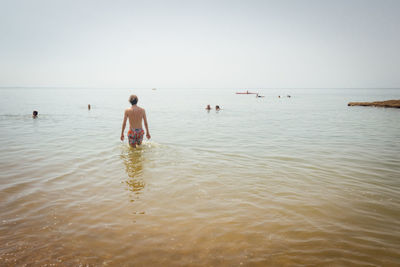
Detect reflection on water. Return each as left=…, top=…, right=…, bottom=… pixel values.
left=120, top=146, right=145, bottom=196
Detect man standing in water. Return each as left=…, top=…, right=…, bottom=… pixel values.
left=121, top=95, right=151, bottom=147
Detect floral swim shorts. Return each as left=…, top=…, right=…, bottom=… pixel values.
left=128, top=128, right=144, bottom=146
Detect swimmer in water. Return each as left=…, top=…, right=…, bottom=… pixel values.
left=215, top=105, right=221, bottom=111
left=32, top=110, right=38, bottom=118
left=121, top=94, right=151, bottom=148
left=206, top=104, right=211, bottom=110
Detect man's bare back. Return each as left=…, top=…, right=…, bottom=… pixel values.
left=125, top=106, right=146, bottom=129
left=121, top=95, right=150, bottom=147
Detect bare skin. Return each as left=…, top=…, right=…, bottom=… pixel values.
left=120, top=105, right=151, bottom=146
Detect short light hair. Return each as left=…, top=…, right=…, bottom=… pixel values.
left=129, top=95, right=138, bottom=105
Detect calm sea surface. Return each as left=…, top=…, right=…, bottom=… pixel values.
left=0, top=88, right=399, bottom=266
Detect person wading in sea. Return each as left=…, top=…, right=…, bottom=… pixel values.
left=120, top=95, right=151, bottom=147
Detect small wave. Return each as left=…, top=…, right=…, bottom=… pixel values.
left=120, top=140, right=163, bottom=150
left=141, top=140, right=162, bottom=148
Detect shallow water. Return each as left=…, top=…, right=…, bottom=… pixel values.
left=1, top=88, right=400, bottom=266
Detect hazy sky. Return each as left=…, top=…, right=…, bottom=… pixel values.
left=1, top=0, right=399, bottom=88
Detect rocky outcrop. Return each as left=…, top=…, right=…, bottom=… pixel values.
left=348, top=100, right=400, bottom=108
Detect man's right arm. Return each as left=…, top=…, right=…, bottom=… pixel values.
left=143, top=110, right=151, bottom=139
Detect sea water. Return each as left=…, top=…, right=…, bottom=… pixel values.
left=0, top=88, right=399, bottom=266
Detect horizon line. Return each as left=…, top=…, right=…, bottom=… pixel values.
left=1, top=86, right=400, bottom=90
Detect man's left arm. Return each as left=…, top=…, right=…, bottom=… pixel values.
left=121, top=110, right=128, bottom=141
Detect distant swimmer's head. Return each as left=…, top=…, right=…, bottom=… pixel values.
left=129, top=95, right=138, bottom=105
left=206, top=105, right=211, bottom=110
left=32, top=110, right=38, bottom=118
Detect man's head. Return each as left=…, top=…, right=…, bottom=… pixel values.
left=32, top=110, right=38, bottom=117
left=129, top=95, right=138, bottom=105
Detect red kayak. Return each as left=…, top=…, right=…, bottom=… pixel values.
left=236, top=91, right=257, bottom=94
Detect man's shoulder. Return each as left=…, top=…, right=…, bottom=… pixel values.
left=127, top=106, right=145, bottom=112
